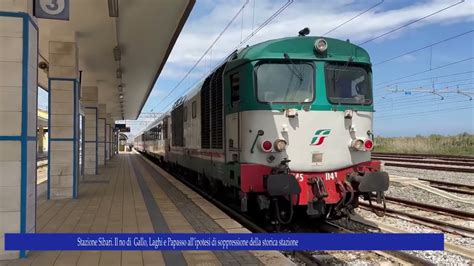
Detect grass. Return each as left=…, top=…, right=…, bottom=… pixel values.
left=374, top=133, right=474, bottom=156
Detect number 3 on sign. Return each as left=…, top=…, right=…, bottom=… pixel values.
left=40, top=0, right=65, bottom=15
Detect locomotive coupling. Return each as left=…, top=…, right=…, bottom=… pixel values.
left=349, top=171, right=390, bottom=192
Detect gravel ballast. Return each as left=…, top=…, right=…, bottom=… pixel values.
left=386, top=182, right=474, bottom=212
left=356, top=208, right=473, bottom=265
left=384, top=165, right=474, bottom=187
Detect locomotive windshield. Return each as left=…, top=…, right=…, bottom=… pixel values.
left=325, top=64, right=372, bottom=105
left=256, top=62, right=314, bottom=103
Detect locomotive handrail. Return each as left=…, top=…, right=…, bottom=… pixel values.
left=250, top=130, right=264, bottom=153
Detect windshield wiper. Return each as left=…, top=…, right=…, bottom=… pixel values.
left=334, top=56, right=353, bottom=83
left=283, top=53, right=303, bottom=81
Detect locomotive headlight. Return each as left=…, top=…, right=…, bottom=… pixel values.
left=314, top=38, right=328, bottom=53
left=351, top=139, right=364, bottom=151
left=274, top=139, right=287, bottom=152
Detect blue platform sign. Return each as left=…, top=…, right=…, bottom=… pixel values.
left=5, top=233, right=444, bottom=251
left=34, top=0, right=69, bottom=20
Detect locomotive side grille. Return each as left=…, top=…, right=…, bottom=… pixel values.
left=200, top=63, right=226, bottom=150
left=201, top=76, right=212, bottom=149
left=211, top=65, right=224, bottom=149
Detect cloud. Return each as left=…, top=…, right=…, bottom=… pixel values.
left=149, top=88, right=166, bottom=98
left=148, top=0, right=473, bottom=112
left=395, top=54, right=417, bottom=63
left=159, top=65, right=209, bottom=80
left=165, top=0, right=473, bottom=67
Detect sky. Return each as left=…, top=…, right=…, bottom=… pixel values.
left=40, top=0, right=474, bottom=137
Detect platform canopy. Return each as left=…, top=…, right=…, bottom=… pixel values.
left=38, top=0, right=194, bottom=120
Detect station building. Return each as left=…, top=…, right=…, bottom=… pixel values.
left=0, top=0, right=195, bottom=260
left=0, top=1, right=295, bottom=265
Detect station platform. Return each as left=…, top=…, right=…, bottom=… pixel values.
left=2, top=153, right=293, bottom=266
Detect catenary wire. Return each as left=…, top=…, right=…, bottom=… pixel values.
left=375, top=71, right=474, bottom=89
left=375, top=57, right=474, bottom=86
left=375, top=82, right=474, bottom=102
left=376, top=105, right=473, bottom=120
left=358, top=0, right=465, bottom=45
left=373, top=29, right=474, bottom=66
left=323, top=0, right=384, bottom=36
left=148, top=0, right=250, bottom=113
left=148, top=0, right=294, bottom=117
left=376, top=97, right=473, bottom=113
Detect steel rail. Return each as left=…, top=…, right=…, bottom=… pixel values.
left=323, top=221, right=434, bottom=265
left=349, top=215, right=474, bottom=261
left=372, top=157, right=474, bottom=167
left=417, top=178, right=474, bottom=190
left=372, top=152, right=474, bottom=161
left=429, top=185, right=474, bottom=196
left=382, top=162, right=474, bottom=173
left=359, top=202, right=474, bottom=236
left=384, top=196, right=474, bottom=219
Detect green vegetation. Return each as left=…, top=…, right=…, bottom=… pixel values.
left=375, top=133, right=474, bottom=156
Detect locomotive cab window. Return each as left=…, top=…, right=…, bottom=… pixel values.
left=325, top=63, right=373, bottom=105
left=255, top=62, right=314, bottom=103
left=184, top=106, right=188, bottom=122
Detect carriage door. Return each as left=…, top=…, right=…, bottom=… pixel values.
left=225, top=72, right=240, bottom=163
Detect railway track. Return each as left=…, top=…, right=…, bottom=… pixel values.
left=358, top=195, right=474, bottom=259
left=140, top=152, right=436, bottom=265
left=372, top=152, right=474, bottom=162
left=320, top=221, right=436, bottom=265
left=348, top=210, right=474, bottom=262
left=372, top=152, right=474, bottom=173
left=417, top=178, right=474, bottom=195
left=373, top=156, right=474, bottom=167
left=360, top=197, right=474, bottom=237
left=383, top=195, right=474, bottom=219
left=381, top=162, right=474, bottom=173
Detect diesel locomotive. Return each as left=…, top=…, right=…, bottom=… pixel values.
left=134, top=35, right=389, bottom=223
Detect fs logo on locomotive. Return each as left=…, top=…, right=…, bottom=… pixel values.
left=310, top=129, right=331, bottom=146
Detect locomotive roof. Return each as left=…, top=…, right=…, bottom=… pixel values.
left=236, top=36, right=371, bottom=64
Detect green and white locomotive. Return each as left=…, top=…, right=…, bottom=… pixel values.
left=135, top=34, right=389, bottom=222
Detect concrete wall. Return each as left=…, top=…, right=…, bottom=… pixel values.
left=0, top=6, right=37, bottom=259
left=98, top=104, right=106, bottom=166
left=48, top=41, right=79, bottom=199
left=81, top=86, right=98, bottom=175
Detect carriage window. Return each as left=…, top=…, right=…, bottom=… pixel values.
left=184, top=106, right=188, bottom=122
left=256, top=62, right=314, bottom=103
left=157, top=124, right=162, bottom=140
left=192, top=101, right=197, bottom=118
left=163, top=118, right=168, bottom=139
left=325, top=64, right=372, bottom=105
